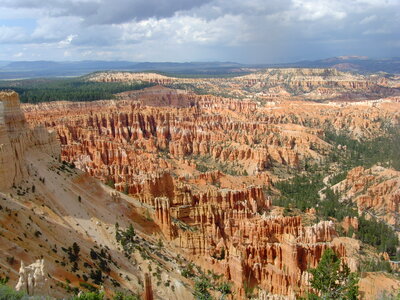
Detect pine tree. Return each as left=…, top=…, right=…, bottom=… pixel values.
left=308, top=248, right=359, bottom=300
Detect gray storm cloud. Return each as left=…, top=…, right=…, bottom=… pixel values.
left=0, top=0, right=398, bottom=63
left=0, top=0, right=213, bottom=23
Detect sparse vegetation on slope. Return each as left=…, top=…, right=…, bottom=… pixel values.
left=325, top=127, right=400, bottom=171
left=274, top=126, right=400, bottom=259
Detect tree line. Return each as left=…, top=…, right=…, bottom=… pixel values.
left=0, top=78, right=154, bottom=103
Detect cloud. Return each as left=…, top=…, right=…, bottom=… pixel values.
left=0, top=25, right=27, bottom=43
left=360, top=15, right=377, bottom=24
left=118, top=14, right=245, bottom=46
left=292, top=0, right=347, bottom=21
left=58, top=34, right=77, bottom=47
left=0, top=0, right=212, bottom=24
left=0, top=0, right=399, bottom=63
left=13, top=52, right=24, bottom=57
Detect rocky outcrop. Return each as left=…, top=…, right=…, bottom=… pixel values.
left=20, top=88, right=400, bottom=298
left=177, top=216, right=340, bottom=297
left=333, top=166, right=400, bottom=228
left=23, top=92, right=350, bottom=186
left=15, top=259, right=49, bottom=296
left=236, top=68, right=397, bottom=100
left=0, top=91, right=59, bottom=190
left=117, top=86, right=196, bottom=108
left=154, top=197, right=176, bottom=239
left=143, top=273, right=154, bottom=300
left=22, top=87, right=399, bottom=195
left=342, top=216, right=359, bottom=234
left=86, top=68, right=400, bottom=102
left=88, top=72, right=176, bottom=85
left=0, top=91, right=205, bottom=300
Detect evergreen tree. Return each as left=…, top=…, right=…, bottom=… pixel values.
left=308, top=248, right=359, bottom=300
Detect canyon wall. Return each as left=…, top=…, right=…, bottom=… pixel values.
left=334, top=166, right=400, bottom=228
left=87, top=68, right=400, bottom=101
left=0, top=91, right=59, bottom=190
left=0, top=91, right=195, bottom=299
left=22, top=87, right=400, bottom=297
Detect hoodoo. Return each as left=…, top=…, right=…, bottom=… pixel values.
left=0, top=64, right=399, bottom=299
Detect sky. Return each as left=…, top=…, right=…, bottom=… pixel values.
left=0, top=0, right=399, bottom=63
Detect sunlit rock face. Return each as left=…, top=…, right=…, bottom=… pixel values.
left=15, top=259, right=49, bottom=296
left=0, top=91, right=59, bottom=190
left=17, top=67, right=400, bottom=298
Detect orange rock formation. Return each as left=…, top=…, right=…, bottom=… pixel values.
left=334, top=166, right=400, bottom=228
left=21, top=86, right=400, bottom=298
left=143, top=273, right=154, bottom=300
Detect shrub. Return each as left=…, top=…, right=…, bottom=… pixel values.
left=193, top=276, right=212, bottom=300
left=181, top=263, right=195, bottom=278
left=0, top=284, right=25, bottom=300
left=217, top=282, right=232, bottom=295
left=113, top=291, right=140, bottom=300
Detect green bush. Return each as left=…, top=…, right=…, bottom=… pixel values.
left=318, top=188, right=357, bottom=221
left=217, top=282, right=232, bottom=295
left=79, top=282, right=98, bottom=293
left=113, top=291, right=140, bottom=300
left=195, top=164, right=209, bottom=173
left=193, top=276, right=212, bottom=300
left=0, top=284, right=25, bottom=300
left=181, top=263, right=195, bottom=278
left=358, top=258, right=392, bottom=273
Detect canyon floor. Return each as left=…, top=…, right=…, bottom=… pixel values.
left=1, top=68, right=400, bottom=299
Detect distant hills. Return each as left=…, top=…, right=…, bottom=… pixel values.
left=0, top=57, right=399, bottom=80
left=0, top=61, right=247, bottom=79
left=273, top=56, right=400, bottom=74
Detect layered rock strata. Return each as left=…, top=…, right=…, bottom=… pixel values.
left=87, top=68, right=400, bottom=101
left=21, top=89, right=399, bottom=297
left=334, top=166, right=400, bottom=228
left=0, top=91, right=194, bottom=299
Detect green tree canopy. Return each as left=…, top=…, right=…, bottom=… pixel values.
left=308, top=248, right=359, bottom=300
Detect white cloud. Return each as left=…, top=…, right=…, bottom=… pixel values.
left=31, top=16, right=81, bottom=42
left=0, top=25, right=27, bottom=43
left=58, top=34, right=77, bottom=47
left=118, top=14, right=246, bottom=46
left=292, top=0, right=347, bottom=21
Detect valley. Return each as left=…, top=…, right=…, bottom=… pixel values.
left=1, top=68, right=400, bottom=299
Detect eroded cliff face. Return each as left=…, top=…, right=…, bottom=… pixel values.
left=237, top=68, right=376, bottom=92
left=87, top=68, right=400, bottom=101
left=24, top=88, right=331, bottom=189
left=334, top=166, right=400, bottom=229
left=21, top=86, right=400, bottom=298
left=0, top=91, right=59, bottom=190
left=23, top=86, right=399, bottom=191
left=0, top=92, right=195, bottom=299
